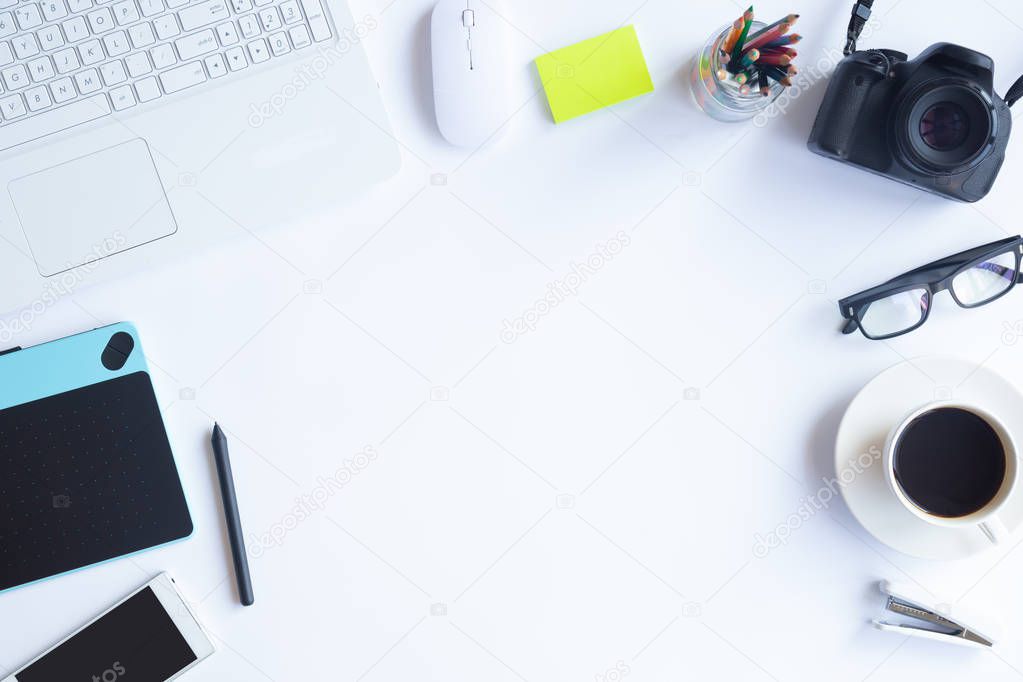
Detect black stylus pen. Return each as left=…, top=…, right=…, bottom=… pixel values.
left=211, top=423, right=254, bottom=606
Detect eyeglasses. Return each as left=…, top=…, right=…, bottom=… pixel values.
left=840, top=235, right=1023, bottom=340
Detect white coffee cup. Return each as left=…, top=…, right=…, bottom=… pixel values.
left=883, top=402, right=1018, bottom=544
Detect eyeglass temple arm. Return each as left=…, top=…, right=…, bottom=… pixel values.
left=977, top=262, right=1023, bottom=283
left=895, top=239, right=1022, bottom=281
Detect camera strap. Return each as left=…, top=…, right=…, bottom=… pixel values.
left=1005, top=75, right=1023, bottom=108
left=844, top=0, right=875, bottom=56
left=844, top=0, right=1023, bottom=108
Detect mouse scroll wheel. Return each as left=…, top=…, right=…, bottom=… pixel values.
left=462, top=9, right=475, bottom=28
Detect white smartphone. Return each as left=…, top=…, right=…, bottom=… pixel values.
left=2, top=573, right=215, bottom=682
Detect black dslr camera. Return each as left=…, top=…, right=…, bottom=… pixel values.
left=808, top=0, right=1023, bottom=202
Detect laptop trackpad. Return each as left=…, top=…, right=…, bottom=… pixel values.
left=9, top=138, right=177, bottom=277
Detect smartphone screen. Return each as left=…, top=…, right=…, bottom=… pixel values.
left=14, top=586, right=198, bottom=681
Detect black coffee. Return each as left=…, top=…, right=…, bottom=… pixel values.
left=893, top=407, right=1006, bottom=518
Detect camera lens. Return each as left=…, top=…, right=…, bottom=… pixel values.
left=898, top=82, right=995, bottom=173
left=919, top=103, right=969, bottom=151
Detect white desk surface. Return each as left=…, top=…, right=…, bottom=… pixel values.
left=5, top=0, right=1023, bottom=679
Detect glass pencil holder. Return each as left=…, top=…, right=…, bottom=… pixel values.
left=689, top=22, right=786, bottom=122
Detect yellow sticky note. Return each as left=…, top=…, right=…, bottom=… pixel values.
left=535, top=25, right=654, bottom=124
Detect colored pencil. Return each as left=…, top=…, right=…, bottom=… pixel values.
left=734, top=68, right=758, bottom=85
left=743, top=21, right=794, bottom=53
left=722, top=17, right=745, bottom=54
left=730, top=6, right=755, bottom=62
left=762, top=33, right=802, bottom=49
left=746, top=14, right=799, bottom=45
left=757, top=52, right=792, bottom=66
left=740, top=48, right=760, bottom=68
left=763, top=65, right=793, bottom=85
left=759, top=46, right=797, bottom=57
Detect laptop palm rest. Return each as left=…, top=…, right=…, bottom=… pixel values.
left=8, top=138, right=177, bottom=277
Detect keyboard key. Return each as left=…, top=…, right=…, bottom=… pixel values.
left=78, top=38, right=103, bottom=64
left=287, top=23, right=308, bottom=48
left=67, top=0, right=93, bottom=11
left=0, top=93, right=109, bottom=150
left=26, top=55, right=53, bottom=81
left=204, top=51, right=224, bottom=76
left=37, top=26, right=65, bottom=50
left=229, top=0, right=250, bottom=12
left=178, top=0, right=227, bottom=31
left=165, top=0, right=187, bottom=8
left=159, top=60, right=204, bottom=92
left=41, top=0, right=68, bottom=21
left=149, top=41, right=174, bottom=67
left=109, top=83, right=133, bottom=108
left=0, top=0, right=15, bottom=8
left=267, top=30, right=286, bottom=55
left=103, top=29, right=129, bottom=54
left=124, top=50, right=149, bottom=75
left=153, top=13, right=178, bottom=39
left=62, top=15, right=88, bottom=41
left=257, top=7, right=278, bottom=30
left=99, top=58, right=125, bottom=84
left=1, top=63, right=26, bottom=88
left=224, top=44, right=244, bottom=69
left=111, top=0, right=137, bottom=24
left=14, top=4, right=43, bottom=29
left=299, top=0, right=327, bottom=40
left=73, top=66, right=100, bottom=91
left=137, top=0, right=161, bottom=16
left=237, top=14, right=257, bottom=38
left=0, top=41, right=13, bottom=65
left=12, top=34, right=39, bottom=58
left=214, top=20, right=236, bottom=45
left=0, top=92, right=25, bottom=118
left=174, top=28, right=214, bottom=59
left=246, top=36, right=266, bottom=62
left=0, top=13, right=13, bottom=38
left=53, top=46, right=79, bottom=71
left=134, top=74, right=158, bottom=100
left=86, top=6, right=113, bottom=32
left=50, top=75, right=75, bottom=101
left=127, top=20, right=153, bottom=46
left=24, top=84, right=50, bottom=110
left=279, top=0, right=299, bottom=23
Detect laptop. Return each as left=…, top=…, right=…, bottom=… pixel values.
left=0, top=0, right=399, bottom=316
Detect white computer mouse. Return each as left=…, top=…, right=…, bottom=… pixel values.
left=430, top=0, right=511, bottom=147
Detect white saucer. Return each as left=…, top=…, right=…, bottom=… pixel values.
left=835, top=356, right=1023, bottom=560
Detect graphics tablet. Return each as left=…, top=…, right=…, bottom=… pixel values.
left=0, top=323, right=192, bottom=593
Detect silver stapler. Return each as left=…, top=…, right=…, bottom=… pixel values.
left=872, top=580, right=998, bottom=649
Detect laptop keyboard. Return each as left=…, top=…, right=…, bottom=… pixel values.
left=0, top=0, right=332, bottom=151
